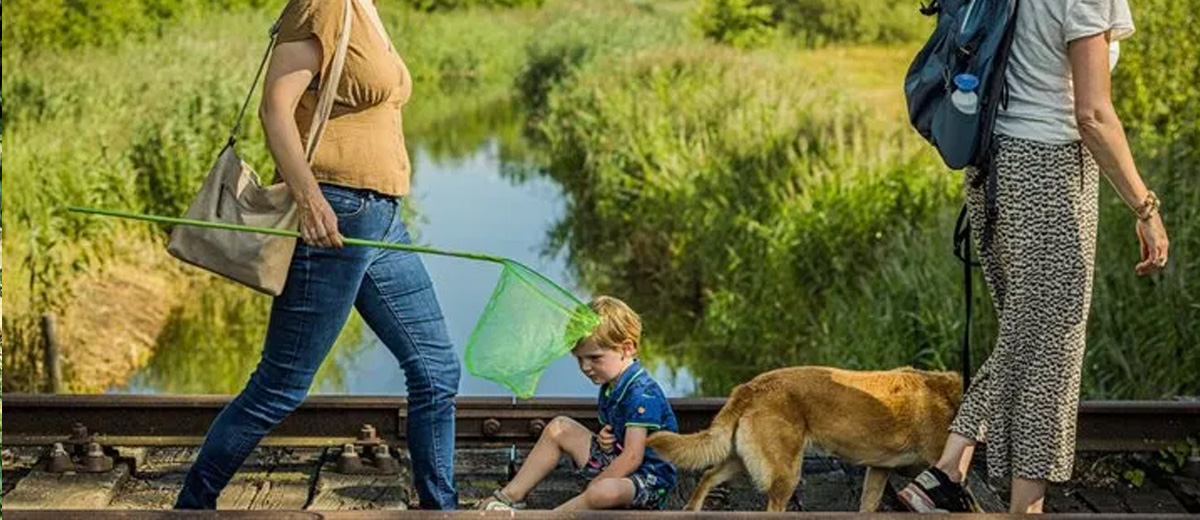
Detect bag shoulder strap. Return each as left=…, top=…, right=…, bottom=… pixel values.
left=227, top=0, right=353, bottom=166
left=352, top=0, right=393, bottom=51
left=303, top=0, right=353, bottom=163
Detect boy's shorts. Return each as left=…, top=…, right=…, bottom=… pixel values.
left=573, top=437, right=670, bottom=509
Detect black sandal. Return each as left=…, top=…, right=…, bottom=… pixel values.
left=897, top=467, right=980, bottom=512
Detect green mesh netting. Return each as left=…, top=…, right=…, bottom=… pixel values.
left=465, top=260, right=601, bottom=398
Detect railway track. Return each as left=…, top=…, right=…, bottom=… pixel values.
left=3, top=395, right=1199, bottom=518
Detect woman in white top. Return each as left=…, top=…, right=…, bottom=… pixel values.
left=899, top=0, right=1170, bottom=514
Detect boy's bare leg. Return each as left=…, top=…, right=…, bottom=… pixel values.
left=501, top=416, right=593, bottom=503
left=554, top=477, right=636, bottom=511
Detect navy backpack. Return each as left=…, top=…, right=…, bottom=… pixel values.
left=905, top=0, right=1020, bottom=170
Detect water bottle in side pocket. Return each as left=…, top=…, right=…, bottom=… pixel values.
left=934, top=73, right=983, bottom=167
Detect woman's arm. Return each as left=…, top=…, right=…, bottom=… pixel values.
left=260, top=37, right=343, bottom=249
left=1069, top=33, right=1169, bottom=275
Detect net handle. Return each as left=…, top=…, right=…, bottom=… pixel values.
left=67, top=206, right=507, bottom=265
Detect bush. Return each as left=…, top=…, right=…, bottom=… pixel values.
left=536, top=48, right=953, bottom=393
left=511, top=1, right=690, bottom=127
left=401, top=0, right=545, bottom=12
left=692, top=0, right=931, bottom=48
left=690, top=0, right=775, bottom=49
left=129, top=80, right=268, bottom=226
left=774, top=0, right=930, bottom=46
left=3, top=0, right=272, bottom=54
left=0, top=0, right=544, bottom=54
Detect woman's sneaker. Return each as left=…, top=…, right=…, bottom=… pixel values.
left=477, top=489, right=527, bottom=511
left=897, top=467, right=980, bottom=512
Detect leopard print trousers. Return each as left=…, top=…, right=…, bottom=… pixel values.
left=949, top=134, right=1100, bottom=483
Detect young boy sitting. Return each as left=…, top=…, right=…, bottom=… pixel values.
left=478, top=296, right=679, bottom=511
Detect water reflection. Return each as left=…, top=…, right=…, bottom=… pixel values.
left=125, top=278, right=367, bottom=394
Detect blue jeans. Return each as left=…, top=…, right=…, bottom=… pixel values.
left=176, top=184, right=461, bottom=510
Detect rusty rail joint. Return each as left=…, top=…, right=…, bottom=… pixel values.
left=334, top=442, right=400, bottom=475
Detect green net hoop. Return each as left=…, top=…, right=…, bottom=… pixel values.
left=465, top=260, right=600, bottom=398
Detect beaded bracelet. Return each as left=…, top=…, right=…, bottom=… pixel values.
left=1135, top=190, right=1160, bottom=221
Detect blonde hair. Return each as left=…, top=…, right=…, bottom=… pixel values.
left=582, top=296, right=642, bottom=352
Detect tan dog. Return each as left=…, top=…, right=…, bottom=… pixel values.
left=647, top=366, right=962, bottom=512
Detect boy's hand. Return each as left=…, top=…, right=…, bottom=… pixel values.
left=592, top=426, right=646, bottom=482
left=597, top=425, right=616, bottom=453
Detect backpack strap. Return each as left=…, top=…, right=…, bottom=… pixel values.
left=952, top=204, right=980, bottom=390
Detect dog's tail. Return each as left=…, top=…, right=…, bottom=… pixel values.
left=647, top=383, right=753, bottom=470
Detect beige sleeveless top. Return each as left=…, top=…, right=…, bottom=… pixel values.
left=277, top=0, right=413, bottom=196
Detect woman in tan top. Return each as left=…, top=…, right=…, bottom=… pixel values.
left=176, top=0, right=462, bottom=510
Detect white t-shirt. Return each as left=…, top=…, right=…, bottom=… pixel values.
left=993, top=0, right=1135, bottom=144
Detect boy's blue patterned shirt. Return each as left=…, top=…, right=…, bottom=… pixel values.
left=596, top=360, right=679, bottom=489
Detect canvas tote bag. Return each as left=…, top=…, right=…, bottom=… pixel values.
left=167, top=0, right=353, bottom=296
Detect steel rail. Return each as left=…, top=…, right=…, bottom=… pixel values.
left=3, top=394, right=1197, bottom=451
